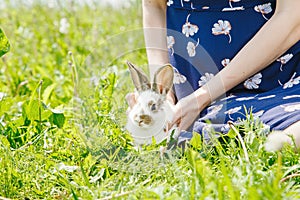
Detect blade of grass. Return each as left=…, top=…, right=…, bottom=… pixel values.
left=228, top=121, right=250, bottom=163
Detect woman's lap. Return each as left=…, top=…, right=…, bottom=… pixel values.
left=177, top=85, right=300, bottom=142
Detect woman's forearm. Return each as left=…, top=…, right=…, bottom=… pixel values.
left=196, top=1, right=300, bottom=108
left=143, top=0, right=176, bottom=103
left=143, top=0, right=169, bottom=80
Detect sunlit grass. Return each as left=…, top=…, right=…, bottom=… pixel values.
left=0, top=1, right=299, bottom=199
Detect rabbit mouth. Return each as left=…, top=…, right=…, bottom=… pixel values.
left=134, top=114, right=154, bottom=127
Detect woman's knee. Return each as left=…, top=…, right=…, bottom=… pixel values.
left=284, top=120, right=300, bottom=146
left=265, top=121, right=300, bottom=152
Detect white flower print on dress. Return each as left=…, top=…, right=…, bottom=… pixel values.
left=258, top=95, right=276, bottom=100
left=281, top=104, right=300, bottom=112
left=173, top=68, right=187, bottom=84
left=244, top=73, right=262, bottom=89
left=277, top=53, right=293, bottom=71
left=225, top=106, right=242, bottom=120
left=283, top=95, right=300, bottom=100
left=212, top=20, right=232, bottom=43
left=236, top=96, right=256, bottom=101
left=254, top=3, right=272, bottom=21
left=198, top=72, right=214, bottom=87
left=279, top=72, right=300, bottom=89
left=191, top=2, right=195, bottom=9
left=253, top=110, right=264, bottom=118
left=181, top=0, right=196, bottom=10
left=187, top=38, right=200, bottom=57
left=201, top=104, right=223, bottom=120
left=182, top=14, right=199, bottom=37
left=220, top=94, right=236, bottom=101
left=222, top=0, right=244, bottom=11
left=207, top=104, right=223, bottom=118
left=221, top=58, right=231, bottom=67
left=181, top=0, right=190, bottom=7
left=229, top=0, right=240, bottom=8
left=167, top=35, right=175, bottom=55
left=167, top=0, right=174, bottom=6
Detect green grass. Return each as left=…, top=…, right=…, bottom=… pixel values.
left=0, top=1, right=299, bottom=199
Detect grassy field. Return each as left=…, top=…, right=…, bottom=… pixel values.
left=0, top=1, right=299, bottom=199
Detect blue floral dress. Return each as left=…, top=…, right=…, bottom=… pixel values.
left=166, top=0, right=300, bottom=141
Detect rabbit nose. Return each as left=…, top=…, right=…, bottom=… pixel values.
left=134, top=114, right=153, bottom=126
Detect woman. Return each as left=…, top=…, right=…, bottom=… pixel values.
left=128, top=0, right=300, bottom=149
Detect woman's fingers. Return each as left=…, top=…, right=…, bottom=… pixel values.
left=167, top=117, right=181, bottom=131
left=178, top=115, right=191, bottom=132
left=170, top=103, right=184, bottom=128
left=170, top=95, right=201, bottom=131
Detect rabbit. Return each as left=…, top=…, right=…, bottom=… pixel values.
left=126, top=61, right=178, bottom=145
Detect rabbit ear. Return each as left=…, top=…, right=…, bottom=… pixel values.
left=152, top=64, right=174, bottom=95
left=127, top=61, right=151, bottom=92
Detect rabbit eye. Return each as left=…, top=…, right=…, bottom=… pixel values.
left=150, top=104, right=157, bottom=111
left=148, top=101, right=157, bottom=111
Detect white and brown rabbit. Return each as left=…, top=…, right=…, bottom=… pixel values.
left=126, top=61, right=178, bottom=145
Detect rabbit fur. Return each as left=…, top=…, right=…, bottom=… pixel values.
left=126, top=61, right=178, bottom=145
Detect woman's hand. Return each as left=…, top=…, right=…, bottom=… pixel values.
left=171, top=95, right=200, bottom=131
left=171, top=88, right=210, bottom=131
